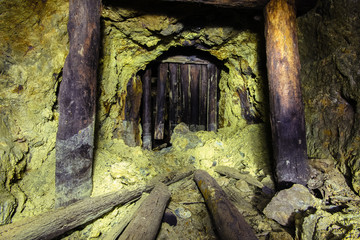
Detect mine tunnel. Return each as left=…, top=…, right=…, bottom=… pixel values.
left=1, top=0, right=360, bottom=239
left=140, top=48, right=225, bottom=149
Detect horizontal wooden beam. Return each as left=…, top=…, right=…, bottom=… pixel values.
left=161, top=0, right=268, bottom=8
left=160, top=0, right=316, bottom=11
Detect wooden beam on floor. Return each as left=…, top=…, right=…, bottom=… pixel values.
left=264, top=0, right=309, bottom=188
left=0, top=168, right=195, bottom=240
left=55, top=0, right=101, bottom=208
left=194, top=170, right=258, bottom=240
left=118, top=183, right=170, bottom=240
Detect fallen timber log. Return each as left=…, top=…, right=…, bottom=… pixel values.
left=264, top=0, right=309, bottom=188
left=103, top=195, right=147, bottom=240
left=55, top=0, right=101, bottom=207
left=0, top=168, right=194, bottom=240
left=119, top=183, right=171, bottom=240
left=194, top=170, right=258, bottom=240
left=215, top=165, right=263, bottom=188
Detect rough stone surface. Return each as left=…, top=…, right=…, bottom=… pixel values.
left=298, top=0, right=360, bottom=194
left=263, top=184, right=321, bottom=226
left=0, top=0, right=359, bottom=239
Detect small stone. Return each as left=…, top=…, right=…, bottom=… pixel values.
left=174, top=207, right=191, bottom=219
left=235, top=180, right=252, bottom=193
left=263, top=184, right=321, bottom=226
left=268, top=231, right=293, bottom=240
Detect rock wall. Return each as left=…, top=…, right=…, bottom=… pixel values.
left=0, top=0, right=68, bottom=223
left=98, top=1, right=268, bottom=143
left=0, top=0, right=360, bottom=238
left=298, top=0, right=360, bottom=194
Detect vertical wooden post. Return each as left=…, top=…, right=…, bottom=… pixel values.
left=123, top=75, right=142, bottom=147
left=208, top=63, right=218, bottom=132
left=190, top=64, right=200, bottom=130
left=264, top=0, right=309, bottom=187
left=154, top=63, right=168, bottom=140
left=142, top=69, right=152, bottom=150
left=169, top=63, right=179, bottom=133
left=180, top=64, right=190, bottom=124
left=199, top=65, right=208, bottom=131
left=55, top=0, right=101, bottom=207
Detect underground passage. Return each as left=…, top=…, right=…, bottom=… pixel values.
left=141, top=52, right=222, bottom=149
left=1, top=0, right=360, bottom=239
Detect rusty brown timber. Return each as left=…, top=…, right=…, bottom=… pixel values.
left=142, top=69, right=152, bottom=150
left=55, top=0, right=101, bottom=207
left=194, top=170, right=258, bottom=240
left=160, top=0, right=316, bottom=11
left=155, top=63, right=168, bottom=140
left=264, top=0, right=309, bottom=187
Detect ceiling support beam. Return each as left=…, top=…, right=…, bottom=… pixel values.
left=160, top=0, right=316, bottom=11
left=264, top=0, right=309, bottom=188
left=55, top=0, right=101, bottom=207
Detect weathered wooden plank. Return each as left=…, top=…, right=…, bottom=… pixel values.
left=190, top=64, right=200, bottom=130
left=180, top=64, right=190, bottom=124
left=215, top=166, right=263, bottom=188
left=194, top=170, right=258, bottom=240
left=207, top=63, right=218, bottom=132
left=160, top=0, right=316, bottom=11
left=199, top=65, right=208, bottom=131
left=103, top=195, right=146, bottom=240
left=264, top=0, right=309, bottom=188
left=169, top=63, right=179, bottom=133
left=55, top=0, right=101, bottom=208
left=0, top=168, right=195, bottom=240
left=119, top=183, right=171, bottom=240
left=154, top=63, right=168, bottom=140
left=142, top=68, right=152, bottom=150
left=123, top=75, right=143, bottom=147
left=161, top=0, right=268, bottom=9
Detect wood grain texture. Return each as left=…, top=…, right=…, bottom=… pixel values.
left=264, top=0, right=309, bottom=187
left=55, top=0, right=101, bottom=207
left=0, top=168, right=194, bottom=240
left=154, top=63, right=168, bottom=140
left=194, top=170, right=258, bottom=240
left=119, top=183, right=171, bottom=240
left=142, top=68, right=152, bottom=150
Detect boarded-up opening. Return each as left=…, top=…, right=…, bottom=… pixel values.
left=141, top=55, right=220, bottom=150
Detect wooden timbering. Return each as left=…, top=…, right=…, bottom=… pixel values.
left=180, top=64, right=191, bottom=125
left=142, top=57, right=219, bottom=148
left=123, top=75, right=143, bottom=147
left=264, top=0, right=309, bottom=187
left=190, top=64, right=200, bottom=130
left=199, top=65, right=208, bottom=130
left=154, top=63, right=168, bottom=140
left=55, top=0, right=101, bottom=208
left=208, top=63, right=218, bottom=132
left=169, top=63, right=179, bottom=133
left=142, top=69, right=152, bottom=150
left=194, top=170, right=258, bottom=240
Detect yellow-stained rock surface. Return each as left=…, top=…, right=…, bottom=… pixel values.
left=0, top=0, right=360, bottom=239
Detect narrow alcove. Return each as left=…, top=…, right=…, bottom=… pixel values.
left=140, top=48, right=225, bottom=149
